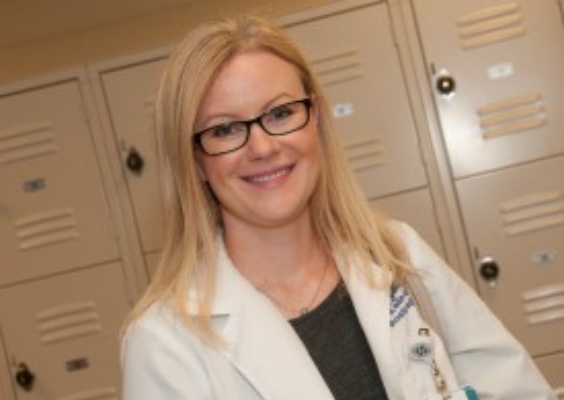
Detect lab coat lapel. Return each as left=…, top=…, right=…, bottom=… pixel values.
left=344, top=265, right=403, bottom=400
left=211, top=245, right=335, bottom=400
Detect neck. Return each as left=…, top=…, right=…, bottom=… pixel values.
left=224, top=214, right=319, bottom=283
left=222, top=213, right=339, bottom=319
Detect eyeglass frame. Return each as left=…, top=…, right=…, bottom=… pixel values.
left=192, top=97, right=313, bottom=156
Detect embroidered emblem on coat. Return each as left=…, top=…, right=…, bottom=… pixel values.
left=390, top=285, right=414, bottom=327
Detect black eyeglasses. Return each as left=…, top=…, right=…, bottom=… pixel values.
left=193, top=98, right=312, bottom=156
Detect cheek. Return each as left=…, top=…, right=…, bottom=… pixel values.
left=198, top=157, right=235, bottom=192
left=303, top=129, right=323, bottom=163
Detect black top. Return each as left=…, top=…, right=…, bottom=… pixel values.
left=290, top=281, right=389, bottom=400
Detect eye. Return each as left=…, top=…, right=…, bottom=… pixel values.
left=267, top=103, right=296, bottom=122
left=208, top=122, right=246, bottom=140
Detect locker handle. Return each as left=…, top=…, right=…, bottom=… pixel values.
left=15, top=362, right=35, bottom=391
left=479, top=256, right=500, bottom=287
left=126, top=147, right=145, bottom=175
left=436, top=74, right=456, bottom=97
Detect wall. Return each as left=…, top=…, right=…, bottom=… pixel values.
left=0, top=0, right=333, bottom=85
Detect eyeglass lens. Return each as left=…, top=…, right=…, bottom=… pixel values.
left=196, top=98, right=311, bottom=156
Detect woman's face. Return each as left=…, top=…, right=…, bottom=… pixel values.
left=195, top=49, right=322, bottom=232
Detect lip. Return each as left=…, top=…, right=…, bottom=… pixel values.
left=241, top=164, right=295, bottom=185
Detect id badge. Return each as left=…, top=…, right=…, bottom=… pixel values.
left=451, top=386, right=479, bottom=400
left=428, top=385, right=479, bottom=400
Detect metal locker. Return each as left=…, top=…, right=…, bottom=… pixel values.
left=98, top=58, right=166, bottom=256
left=0, top=262, right=130, bottom=400
left=411, top=0, right=564, bottom=178
left=456, top=155, right=564, bottom=357
left=0, top=80, right=120, bottom=286
left=371, top=188, right=445, bottom=258
left=536, top=353, right=564, bottom=399
left=284, top=2, right=428, bottom=199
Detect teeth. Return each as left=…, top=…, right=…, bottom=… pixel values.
left=248, top=168, right=289, bottom=183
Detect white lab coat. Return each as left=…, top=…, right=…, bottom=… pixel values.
left=121, top=223, right=556, bottom=400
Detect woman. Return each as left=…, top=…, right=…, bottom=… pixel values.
left=121, top=15, right=555, bottom=400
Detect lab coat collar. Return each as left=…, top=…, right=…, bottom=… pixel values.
left=207, top=242, right=400, bottom=400
left=209, top=242, right=335, bottom=400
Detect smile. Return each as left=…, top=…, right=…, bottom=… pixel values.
left=244, top=167, right=293, bottom=184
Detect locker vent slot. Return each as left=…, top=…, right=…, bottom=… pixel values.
left=522, top=283, right=564, bottom=325
left=58, top=387, right=118, bottom=400
left=0, top=121, right=57, bottom=164
left=456, top=2, right=525, bottom=49
left=14, top=208, right=79, bottom=250
left=499, top=191, right=564, bottom=236
left=37, top=301, right=102, bottom=344
left=477, top=93, right=548, bottom=140
left=344, top=136, right=385, bottom=172
left=309, top=47, right=363, bottom=87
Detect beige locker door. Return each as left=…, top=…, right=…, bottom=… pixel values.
left=456, top=156, right=564, bottom=357
left=371, top=188, right=445, bottom=258
left=411, top=0, right=564, bottom=178
left=536, top=353, right=564, bottom=398
left=0, top=336, right=14, bottom=400
left=99, top=59, right=166, bottom=255
left=0, top=263, right=130, bottom=400
left=284, top=3, right=428, bottom=199
left=0, top=80, right=119, bottom=285
left=144, top=251, right=161, bottom=279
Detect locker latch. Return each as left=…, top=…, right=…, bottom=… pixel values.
left=479, top=256, right=500, bottom=287
left=15, top=362, right=35, bottom=391
left=435, top=69, right=457, bottom=98
left=126, top=147, right=145, bottom=175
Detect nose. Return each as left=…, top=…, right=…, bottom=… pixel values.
left=245, top=121, right=280, bottom=159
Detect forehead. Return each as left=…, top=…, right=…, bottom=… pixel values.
left=199, top=49, right=305, bottom=115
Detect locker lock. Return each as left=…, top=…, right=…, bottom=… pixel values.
left=126, top=147, right=145, bottom=175
left=435, top=74, right=456, bottom=97
left=15, top=362, right=35, bottom=391
left=479, top=256, right=500, bottom=287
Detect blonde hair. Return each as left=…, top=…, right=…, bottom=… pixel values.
left=125, top=15, right=409, bottom=343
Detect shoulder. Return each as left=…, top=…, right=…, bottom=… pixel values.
left=121, top=300, right=217, bottom=369
left=122, top=301, right=202, bottom=357
left=387, top=220, right=446, bottom=275
left=121, top=302, right=214, bottom=399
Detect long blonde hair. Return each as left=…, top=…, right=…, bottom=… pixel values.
left=125, top=15, right=409, bottom=343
